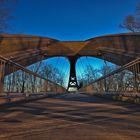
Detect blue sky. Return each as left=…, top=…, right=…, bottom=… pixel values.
left=32, top=56, right=117, bottom=87
left=10, top=0, right=140, bottom=40
left=9, top=0, right=140, bottom=86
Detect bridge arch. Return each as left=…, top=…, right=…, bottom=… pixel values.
left=0, top=33, right=140, bottom=67
left=0, top=33, right=140, bottom=91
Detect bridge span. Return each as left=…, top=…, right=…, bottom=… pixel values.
left=0, top=93, right=139, bottom=140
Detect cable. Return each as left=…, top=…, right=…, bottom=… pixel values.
left=85, top=56, right=95, bottom=76
left=78, top=58, right=86, bottom=84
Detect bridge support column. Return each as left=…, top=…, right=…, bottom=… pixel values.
left=67, top=56, right=78, bottom=91
left=0, top=61, right=5, bottom=93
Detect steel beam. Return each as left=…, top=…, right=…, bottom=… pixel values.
left=67, top=56, right=79, bottom=91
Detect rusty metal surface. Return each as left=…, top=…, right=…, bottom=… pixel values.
left=0, top=33, right=140, bottom=66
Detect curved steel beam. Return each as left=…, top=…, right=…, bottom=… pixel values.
left=0, top=33, right=140, bottom=66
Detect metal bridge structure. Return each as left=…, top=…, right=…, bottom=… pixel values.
left=0, top=33, right=140, bottom=140
left=0, top=32, right=140, bottom=95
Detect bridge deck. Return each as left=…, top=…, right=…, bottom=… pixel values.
left=0, top=93, right=140, bottom=140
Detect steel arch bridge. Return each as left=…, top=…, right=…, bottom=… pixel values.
left=0, top=33, right=140, bottom=91
left=0, top=33, right=140, bottom=140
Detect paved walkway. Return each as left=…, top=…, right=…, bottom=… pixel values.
left=0, top=93, right=140, bottom=140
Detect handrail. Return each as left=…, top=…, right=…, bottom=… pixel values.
left=79, top=57, right=140, bottom=90
left=0, top=55, right=46, bottom=80
left=0, top=55, right=66, bottom=91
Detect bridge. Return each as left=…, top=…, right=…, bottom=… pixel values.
left=0, top=33, right=140, bottom=139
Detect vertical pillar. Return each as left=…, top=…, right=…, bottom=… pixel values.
left=67, top=56, right=78, bottom=91
left=133, top=64, right=139, bottom=92
left=0, top=61, right=5, bottom=93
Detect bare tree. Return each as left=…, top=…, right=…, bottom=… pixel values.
left=0, top=0, right=17, bottom=33
left=34, top=62, right=65, bottom=87
left=120, top=3, right=140, bottom=32
left=83, top=66, right=100, bottom=85
left=120, top=15, right=137, bottom=32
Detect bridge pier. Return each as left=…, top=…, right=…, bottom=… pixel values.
left=67, top=56, right=79, bottom=91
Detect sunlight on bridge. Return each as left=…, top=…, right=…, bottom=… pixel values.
left=0, top=33, right=140, bottom=140
left=0, top=1, right=140, bottom=139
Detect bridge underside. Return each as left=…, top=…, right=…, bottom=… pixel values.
left=0, top=33, right=140, bottom=66
left=0, top=33, right=140, bottom=90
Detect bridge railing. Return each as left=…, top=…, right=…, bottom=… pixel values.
left=0, top=55, right=66, bottom=96
left=79, top=57, right=140, bottom=97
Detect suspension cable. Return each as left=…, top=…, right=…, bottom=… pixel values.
left=85, top=56, right=95, bottom=77
left=63, top=58, right=69, bottom=77
left=34, top=55, right=44, bottom=74
left=63, top=59, right=69, bottom=79
left=78, top=58, right=86, bottom=84
left=55, top=57, right=60, bottom=68
left=76, top=65, right=83, bottom=85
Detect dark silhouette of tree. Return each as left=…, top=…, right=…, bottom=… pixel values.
left=120, top=3, right=140, bottom=32
left=0, top=0, right=17, bottom=33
